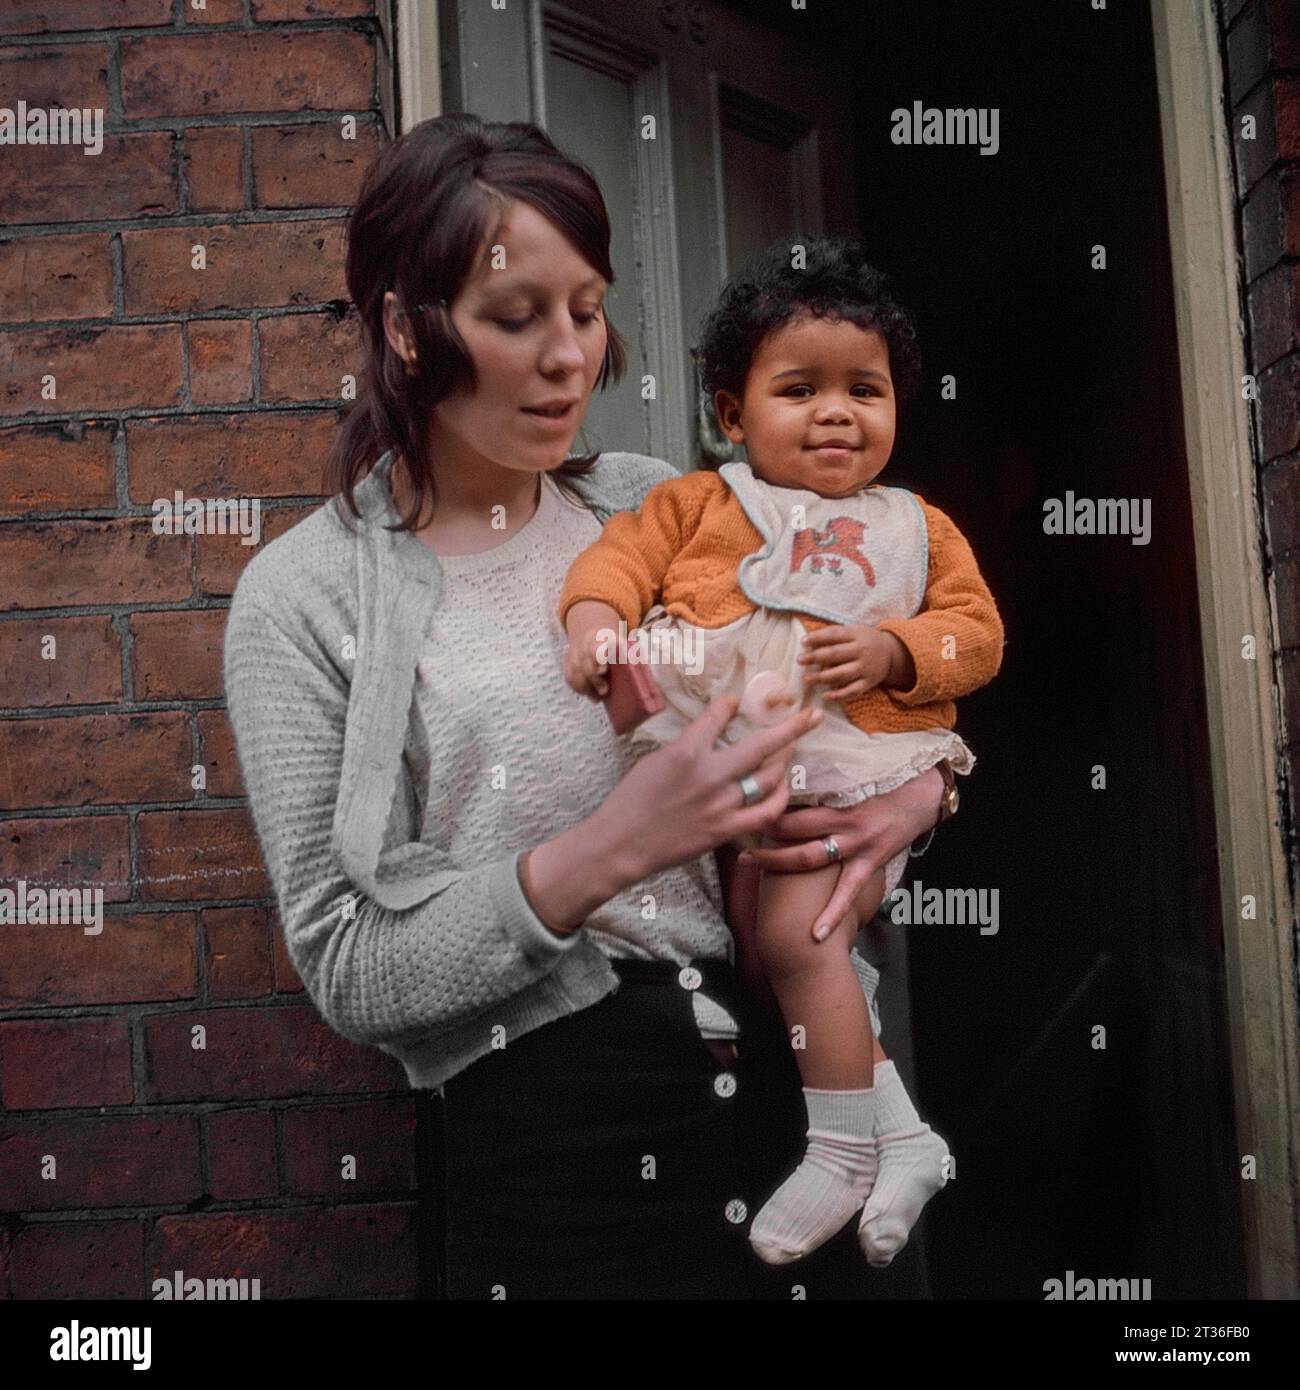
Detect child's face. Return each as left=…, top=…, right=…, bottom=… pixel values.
left=713, top=314, right=897, bottom=497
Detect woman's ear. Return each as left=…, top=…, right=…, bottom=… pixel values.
left=714, top=390, right=745, bottom=446
left=381, top=290, right=415, bottom=367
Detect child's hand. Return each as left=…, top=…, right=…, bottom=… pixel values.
left=563, top=600, right=623, bottom=701
left=796, top=623, right=914, bottom=703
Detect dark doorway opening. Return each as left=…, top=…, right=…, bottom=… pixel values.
left=722, top=0, right=1244, bottom=1299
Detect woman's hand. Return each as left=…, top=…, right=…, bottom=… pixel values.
left=737, top=765, right=945, bottom=940
left=587, top=693, right=824, bottom=892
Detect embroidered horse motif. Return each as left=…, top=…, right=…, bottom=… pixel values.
left=790, top=517, right=876, bottom=584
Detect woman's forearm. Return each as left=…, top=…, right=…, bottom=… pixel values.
left=519, top=809, right=645, bottom=937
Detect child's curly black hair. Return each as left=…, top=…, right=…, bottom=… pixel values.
left=696, top=234, right=922, bottom=409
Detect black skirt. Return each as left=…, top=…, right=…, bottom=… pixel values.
left=436, top=956, right=932, bottom=1300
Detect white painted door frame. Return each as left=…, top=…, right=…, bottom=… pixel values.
left=1150, top=0, right=1300, bottom=1300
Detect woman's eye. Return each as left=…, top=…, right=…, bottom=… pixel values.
left=574, top=306, right=603, bottom=325
left=495, top=316, right=533, bottom=331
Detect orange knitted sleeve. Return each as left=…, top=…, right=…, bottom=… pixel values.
left=557, top=468, right=723, bottom=630
left=871, top=497, right=1005, bottom=708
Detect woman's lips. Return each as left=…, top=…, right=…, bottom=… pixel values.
left=520, top=402, right=576, bottom=430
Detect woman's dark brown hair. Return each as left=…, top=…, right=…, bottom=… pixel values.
left=329, top=113, right=627, bottom=532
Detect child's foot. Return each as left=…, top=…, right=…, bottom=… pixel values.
left=748, top=1087, right=877, bottom=1265
left=857, top=1059, right=950, bottom=1267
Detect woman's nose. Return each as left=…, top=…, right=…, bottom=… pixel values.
left=537, top=315, right=588, bottom=375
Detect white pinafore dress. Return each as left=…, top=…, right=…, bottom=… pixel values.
left=628, top=462, right=975, bottom=893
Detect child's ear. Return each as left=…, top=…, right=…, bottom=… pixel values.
left=714, top=390, right=745, bottom=445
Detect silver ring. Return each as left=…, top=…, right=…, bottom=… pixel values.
left=738, top=774, right=762, bottom=807
left=822, top=836, right=841, bottom=864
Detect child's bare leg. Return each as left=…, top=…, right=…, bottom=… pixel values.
left=755, top=862, right=880, bottom=1088
left=746, top=862, right=886, bottom=1265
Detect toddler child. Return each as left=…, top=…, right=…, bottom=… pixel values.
left=559, top=236, right=1004, bottom=1266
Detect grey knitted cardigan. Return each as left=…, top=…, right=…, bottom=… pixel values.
left=222, top=448, right=889, bottom=1092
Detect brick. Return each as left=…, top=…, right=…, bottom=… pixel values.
left=120, top=31, right=373, bottom=119
left=0, top=234, right=113, bottom=324
left=1276, top=551, right=1300, bottom=650
left=0, top=518, right=191, bottom=610
left=130, top=608, right=226, bottom=700
left=195, top=502, right=317, bottom=595
left=183, top=126, right=245, bottom=213
left=152, top=1204, right=418, bottom=1299
left=0, top=711, right=191, bottom=810
left=1233, top=82, right=1280, bottom=196
left=1243, top=166, right=1300, bottom=281
left=0, top=1113, right=200, bottom=1210
left=185, top=0, right=244, bottom=23
left=142, top=1004, right=403, bottom=1102
left=0, top=421, right=117, bottom=510
left=1262, top=455, right=1300, bottom=555
left=127, top=411, right=337, bottom=501
left=1279, top=649, right=1300, bottom=743
left=0, top=814, right=131, bottom=905
left=1227, top=1, right=1300, bottom=107
left=0, top=133, right=178, bottom=226
left=188, top=318, right=253, bottom=404
left=0, top=1016, right=133, bottom=1109
left=1277, top=77, right=1300, bottom=161
left=253, top=0, right=372, bottom=19
left=0, top=323, right=183, bottom=415
left=280, top=1098, right=417, bottom=1195
left=271, top=908, right=303, bottom=993
left=121, top=219, right=346, bottom=314
left=8, top=1220, right=144, bottom=1301
left=0, top=2, right=170, bottom=35
left=197, top=708, right=242, bottom=797
left=136, top=806, right=270, bottom=901
left=251, top=120, right=381, bottom=209
left=206, top=1108, right=277, bottom=1200
left=1259, top=354, right=1300, bottom=460
left=0, top=614, right=123, bottom=707
left=0, top=44, right=109, bottom=112
left=259, top=308, right=361, bottom=402
left=1247, top=261, right=1300, bottom=369
left=0, top=912, right=197, bottom=1008
left=204, top=905, right=274, bottom=999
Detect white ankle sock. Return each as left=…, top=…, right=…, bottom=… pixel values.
left=857, top=1059, right=949, bottom=1267
left=748, top=1087, right=878, bottom=1265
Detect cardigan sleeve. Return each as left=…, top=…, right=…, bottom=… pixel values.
left=873, top=497, right=1005, bottom=707
left=557, top=468, right=720, bottom=629
left=222, top=581, right=584, bottom=1053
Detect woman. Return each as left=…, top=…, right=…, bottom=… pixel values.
left=222, top=114, right=948, bottom=1300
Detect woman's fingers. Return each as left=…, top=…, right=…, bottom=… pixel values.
left=810, top=858, right=877, bottom=941
left=714, top=704, right=822, bottom=781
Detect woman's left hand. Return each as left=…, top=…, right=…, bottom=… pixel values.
left=736, top=765, right=945, bottom=939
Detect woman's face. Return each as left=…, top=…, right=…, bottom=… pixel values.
left=431, top=199, right=610, bottom=477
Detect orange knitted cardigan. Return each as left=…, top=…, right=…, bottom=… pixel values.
left=558, top=467, right=1004, bottom=734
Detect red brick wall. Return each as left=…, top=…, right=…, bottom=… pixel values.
left=0, top=0, right=421, bottom=1300
left=1218, top=0, right=1300, bottom=882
